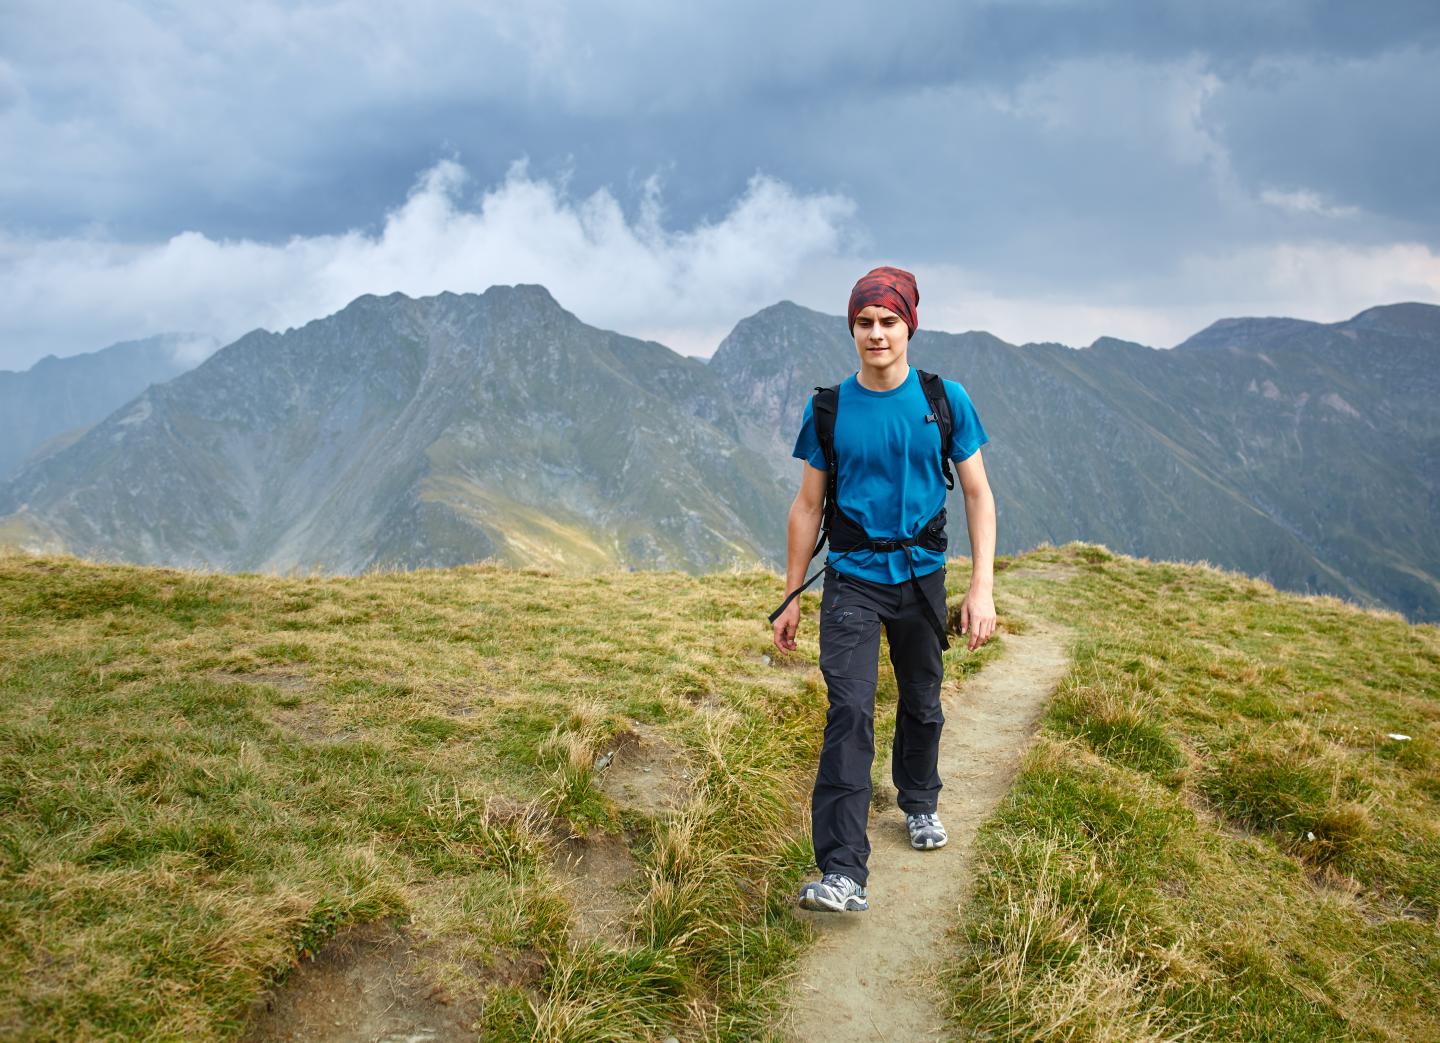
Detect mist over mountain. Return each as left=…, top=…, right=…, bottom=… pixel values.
left=1, top=289, right=1435, bottom=623
left=0, top=333, right=213, bottom=480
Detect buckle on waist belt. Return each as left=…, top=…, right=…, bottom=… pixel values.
left=864, top=537, right=911, bottom=553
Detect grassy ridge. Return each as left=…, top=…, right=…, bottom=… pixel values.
left=0, top=553, right=822, bottom=1039
left=945, top=545, right=1440, bottom=1041
left=4, top=542, right=1437, bottom=1041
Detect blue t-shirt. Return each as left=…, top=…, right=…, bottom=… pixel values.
left=791, top=366, right=989, bottom=585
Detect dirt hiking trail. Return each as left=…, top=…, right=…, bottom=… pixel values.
left=781, top=569, right=1077, bottom=1043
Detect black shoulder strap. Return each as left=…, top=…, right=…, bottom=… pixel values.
left=813, top=384, right=840, bottom=521
left=766, top=383, right=841, bottom=625
left=917, top=369, right=955, bottom=491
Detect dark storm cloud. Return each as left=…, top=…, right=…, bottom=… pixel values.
left=1, top=0, right=1437, bottom=366
left=3, top=0, right=1436, bottom=242
left=1207, top=46, right=1440, bottom=232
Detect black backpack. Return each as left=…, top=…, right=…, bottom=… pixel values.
left=769, top=369, right=957, bottom=647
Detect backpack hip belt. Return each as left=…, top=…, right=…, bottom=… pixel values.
left=769, top=502, right=951, bottom=651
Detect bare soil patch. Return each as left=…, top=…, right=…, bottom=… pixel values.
left=240, top=919, right=487, bottom=1043
left=595, top=723, right=693, bottom=815
left=553, top=831, right=644, bottom=944
left=208, top=667, right=312, bottom=692
left=208, top=669, right=356, bottom=742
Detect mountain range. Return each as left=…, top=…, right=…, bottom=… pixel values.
left=1, top=287, right=1435, bottom=623
left=0, top=333, right=214, bottom=481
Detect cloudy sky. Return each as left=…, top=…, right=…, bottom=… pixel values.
left=2, top=0, right=1438, bottom=370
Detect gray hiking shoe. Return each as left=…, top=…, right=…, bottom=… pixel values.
left=798, top=872, right=869, bottom=912
left=906, top=811, right=948, bottom=850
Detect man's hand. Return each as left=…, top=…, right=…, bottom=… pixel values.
left=773, top=601, right=802, bottom=652
left=959, top=587, right=996, bottom=651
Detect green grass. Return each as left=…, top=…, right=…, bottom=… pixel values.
left=3, top=549, right=949, bottom=1040
left=3, top=542, right=1437, bottom=1041
left=943, top=542, right=1440, bottom=1042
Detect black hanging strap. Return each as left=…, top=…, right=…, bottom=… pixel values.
left=767, top=548, right=856, bottom=625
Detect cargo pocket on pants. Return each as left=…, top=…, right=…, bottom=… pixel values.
left=819, top=603, right=878, bottom=681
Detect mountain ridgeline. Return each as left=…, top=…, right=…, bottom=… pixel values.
left=0, top=289, right=786, bottom=575
left=0, top=333, right=213, bottom=481
left=0, top=287, right=1435, bottom=622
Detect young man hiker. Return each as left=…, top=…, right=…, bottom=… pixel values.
left=770, top=265, right=997, bottom=913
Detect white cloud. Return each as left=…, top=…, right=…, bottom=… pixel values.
left=168, top=334, right=221, bottom=366
left=914, top=271, right=1218, bottom=348
left=0, top=157, right=858, bottom=368
left=1174, top=240, right=1440, bottom=318
left=3, top=154, right=1437, bottom=369
left=1259, top=188, right=1361, bottom=219
left=983, top=55, right=1229, bottom=171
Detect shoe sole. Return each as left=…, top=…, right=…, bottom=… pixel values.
left=798, top=887, right=868, bottom=912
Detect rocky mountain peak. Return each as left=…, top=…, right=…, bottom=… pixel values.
left=1343, top=301, right=1440, bottom=340
left=1173, top=316, right=1324, bottom=352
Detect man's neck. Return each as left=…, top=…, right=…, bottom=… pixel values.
left=856, top=357, right=910, bottom=393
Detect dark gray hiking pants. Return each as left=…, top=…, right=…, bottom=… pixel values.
left=811, top=562, right=948, bottom=887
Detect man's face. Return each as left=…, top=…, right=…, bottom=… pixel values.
left=852, top=304, right=910, bottom=366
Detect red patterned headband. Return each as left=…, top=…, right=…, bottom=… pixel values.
left=847, top=266, right=919, bottom=336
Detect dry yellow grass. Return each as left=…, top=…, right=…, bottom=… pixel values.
left=3, top=540, right=1436, bottom=1041
left=0, top=550, right=835, bottom=1040
left=945, top=542, right=1440, bottom=1042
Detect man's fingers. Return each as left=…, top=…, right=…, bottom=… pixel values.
left=960, top=604, right=970, bottom=634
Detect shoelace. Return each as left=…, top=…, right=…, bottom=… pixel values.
left=909, top=813, right=942, bottom=831
left=821, top=872, right=855, bottom=894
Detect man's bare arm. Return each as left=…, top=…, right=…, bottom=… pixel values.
left=955, top=447, right=995, bottom=591
left=786, top=462, right=827, bottom=591
left=954, top=447, right=997, bottom=649
left=773, top=462, right=827, bottom=652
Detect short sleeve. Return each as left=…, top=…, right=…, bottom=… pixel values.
left=791, top=396, right=828, bottom=471
left=945, top=380, right=990, bottom=462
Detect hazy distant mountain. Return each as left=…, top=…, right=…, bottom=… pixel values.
left=0, top=333, right=214, bottom=480
left=0, top=287, right=785, bottom=574
left=1, top=290, right=1435, bottom=622
left=709, top=300, right=1440, bottom=624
